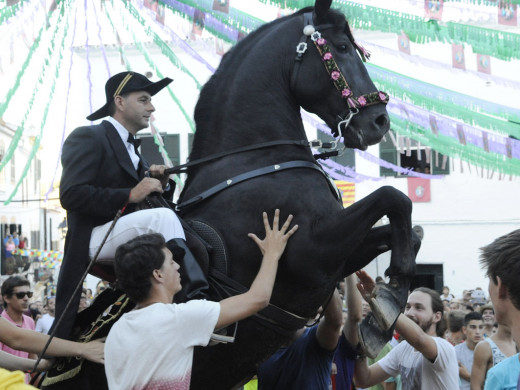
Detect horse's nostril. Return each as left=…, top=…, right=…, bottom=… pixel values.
left=375, top=113, right=389, bottom=129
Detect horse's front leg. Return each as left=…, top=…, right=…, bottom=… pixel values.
left=332, top=186, right=419, bottom=357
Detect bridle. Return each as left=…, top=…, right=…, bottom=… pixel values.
left=291, top=12, right=389, bottom=148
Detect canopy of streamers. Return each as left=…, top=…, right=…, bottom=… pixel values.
left=0, top=0, right=518, bottom=203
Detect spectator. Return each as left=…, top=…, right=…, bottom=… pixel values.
left=1, top=276, right=36, bottom=382
left=478, top=229, right=520, bottom=389
left=472, top=288, right=487, bottom=306
left=105, top=210, right=298, bottom=390
left=483, top=353, right=520, bottom=390
left=470, top=324, right=517, bottom=390
left=455, top=312, right=484, bottom=390
left=450, top=299, right=464, bottom=311
left=353, top=271, right=459, bottom=389
left=0, top=315, right=104, bottom=372
left=257, top=289, right=343, bottom=389
left=35, top=297, right=55, bottom=335
left=479, top=304, right=495, bottom=338
left=446, top=310, right=466, bottom=346
left=78, top=291, right=89, bottom=313
left=333, top=274, right=363, bottom=390
left=441, top=286, right=455, bottom=302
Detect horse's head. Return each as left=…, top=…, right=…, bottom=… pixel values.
left=291, top=0, right=390, bottom=150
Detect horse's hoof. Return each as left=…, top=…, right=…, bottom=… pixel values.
left=369, top=283, right=401, bottom=331
left=358, top=312, right=394, bottom=359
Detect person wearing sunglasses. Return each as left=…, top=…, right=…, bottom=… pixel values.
left=0, top=276, right=36, bottom=382
left=0, top=276, right=105, bottom=378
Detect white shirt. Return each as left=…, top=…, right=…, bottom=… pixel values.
left=378, top=337, right=459, bottom=390
left=105, top=300, right=220, bottom=390
left=106, top=116, right=140, bottom=170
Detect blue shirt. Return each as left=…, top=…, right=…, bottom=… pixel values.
left=257, top=325, right=334, bottom=390
left=483, top=353, right=520, bottom=390
left=333, top=333, right=357, bottom=390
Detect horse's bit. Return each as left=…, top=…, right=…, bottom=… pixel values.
left=292, top=12, right=389, bottom=146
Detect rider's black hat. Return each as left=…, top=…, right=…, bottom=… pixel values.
left=86, top=71, right=173, bottom=121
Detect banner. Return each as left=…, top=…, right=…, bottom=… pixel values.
left=452, top=43, right=465, bottom=70
left=407, top=178, right=431, bottom=202
left=193, top=9, right=206, bottom=36
left=498, top=2, right=517, bottom=26
left=424, top=0, right=443, bottom=21
left=397, top=32, right=410, bottom=55
left=476, top=54, right=491, bottom=74
left=212, top=0, right=229, bottom=14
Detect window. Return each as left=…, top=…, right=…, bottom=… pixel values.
left=379, top=130, right=449, bottom=177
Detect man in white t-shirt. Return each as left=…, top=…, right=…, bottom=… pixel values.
left=353, top=271, right=459, bottom=390
left=35, top=296, right=55, bottom=335
left=455, top=311, right=484, bottom=390
left=105, top=210, right=298, bottom=390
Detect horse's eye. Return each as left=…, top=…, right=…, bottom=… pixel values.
left=336, top=44, right=349, bottom=53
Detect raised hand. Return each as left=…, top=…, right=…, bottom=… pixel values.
left=356, top=270, right=376, bottom=302
left=248, top=209, right=298, bottom=259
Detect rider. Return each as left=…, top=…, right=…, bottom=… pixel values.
left=54, top=71, right=208, bottom=339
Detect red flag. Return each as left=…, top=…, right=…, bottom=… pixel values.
left=397, top=32, right=410, bottom=55
left=498, top=2, right=517, bottom=26
left=477, top=54, right=491, bottom=74
left=213, top=0, right=229, bottom=14
left=334, top=181, right=355, bottom=208
left=408, top=178, right=430, bottom=202
left=451, top=43, right=465, bottom=70
left=424, top=0, right=443, bottom=21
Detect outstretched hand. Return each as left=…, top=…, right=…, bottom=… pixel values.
left=81, top=337, right=105, bottom=365
left=356, top=270, right=376, bottom=302
left=248, top=209, right=298, bottom=259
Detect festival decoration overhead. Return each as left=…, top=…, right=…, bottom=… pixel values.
left=0, top=0, right=519, bottom=206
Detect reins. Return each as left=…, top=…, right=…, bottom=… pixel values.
left=164, top=139, right=340, bottom=176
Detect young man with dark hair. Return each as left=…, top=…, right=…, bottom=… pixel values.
left=105, top=210, right=298, bottom=390
left=353, top=272, right=459, bottom=389
left=455, top=311, right=484, bottom=390
left=478, top=229, right=520, bottom=389
left=1, top=276, right=36, bottom=382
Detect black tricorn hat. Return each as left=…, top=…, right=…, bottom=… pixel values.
left=86, top=71, right=173, bottom=121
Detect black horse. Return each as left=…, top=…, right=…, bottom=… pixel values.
left=41, top=1, right=418, bottom=389
left=177, top=0, right=418, bottom=388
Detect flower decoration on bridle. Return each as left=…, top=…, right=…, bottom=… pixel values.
left=310, top=31, right=389, bottom=110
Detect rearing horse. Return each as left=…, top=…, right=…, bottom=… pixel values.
left=177, top=0, right=419, bottom=388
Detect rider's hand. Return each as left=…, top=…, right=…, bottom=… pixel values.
left=129, top=177, right=163, bottom=203
left=148, top=164, right=170, bottom=189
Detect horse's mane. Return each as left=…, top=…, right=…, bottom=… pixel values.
left=191, top=6, right=354, bottom=157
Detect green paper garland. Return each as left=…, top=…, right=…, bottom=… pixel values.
left=121, top=0, right=202, bottom=89
left=4, top=0, right=72, bottom=204
left=109, top=1, right=196, bottom=132
left=390, top=114, right=520, bottom=176
left=366, top=64, right=520, bottom=138
left=0, top=4, right=66, bottom=174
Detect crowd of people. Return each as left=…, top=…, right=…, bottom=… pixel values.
left=1, top=71, right=519, bottom=390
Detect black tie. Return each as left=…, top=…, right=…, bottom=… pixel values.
left=127, top=133, right=141, bottom=155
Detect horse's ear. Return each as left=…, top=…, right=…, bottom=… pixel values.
left=314, top=0, right=332, bottom=20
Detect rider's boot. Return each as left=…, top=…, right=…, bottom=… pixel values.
left=167, top=238, right=209, bottom=304
left=358, top=312, right=395, bottom=359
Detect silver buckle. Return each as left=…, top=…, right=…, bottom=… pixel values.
left=296, top=42, right=308, bottom=54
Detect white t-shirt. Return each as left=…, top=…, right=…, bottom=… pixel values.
left=105, top=300, right=220, bottom=390
left=35, top=313, right=55, bottom=335
left=378, top=337, right=459, bottom=390
left=455, top=342, right=475, bottom=390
